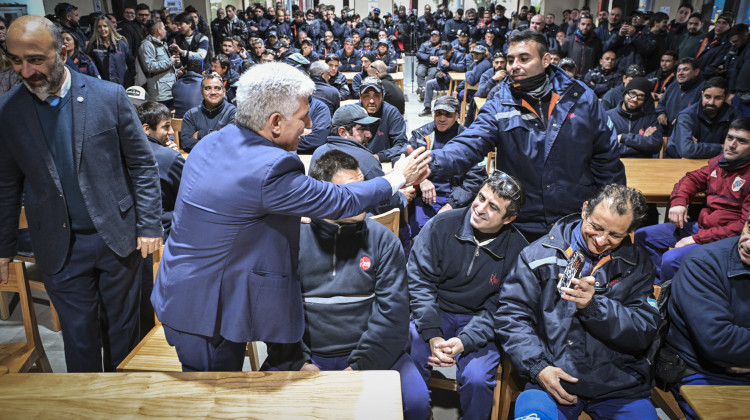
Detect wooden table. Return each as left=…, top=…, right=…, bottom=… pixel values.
left=396, top=58, right=404, bottom=72
left=0, top=371, right=403, bottom=419
left=448, top=72, right=466, bottom=96
left=681, top=385, right=750, bottom=419
left=622, top=158, right=708, bottom=203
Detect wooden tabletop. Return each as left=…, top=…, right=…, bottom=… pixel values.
left=622, top=158, right=708, bottom=203
left=0, top=371, right=403, bottom=419
left=448, top=72, right=466, bottom=96
left=681, top=385, right=750, bottom=419
left=474, top=97, right=487, bottom=119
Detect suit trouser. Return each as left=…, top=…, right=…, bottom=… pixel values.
left=310, top=353, right=431, bottom=420
left=408, top=311, right=501, bottom=420
left=162, top=323, right=247, bottom=371
left=43, top=231, right=142, bottom=372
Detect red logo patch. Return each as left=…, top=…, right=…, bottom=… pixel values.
left=489, top=273, right=499, bottom=285
left=638, top=128, right=646, bottom=135
left=377, top=131, right=385, bottom=136
left=567, top=112, right=575, bottom=119
left=359, top=256, right=371, bottom=270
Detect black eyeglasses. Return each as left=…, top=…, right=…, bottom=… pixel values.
left=491, top=170, right=523, bottom=201
left=625, top=90, right=647, bottom=101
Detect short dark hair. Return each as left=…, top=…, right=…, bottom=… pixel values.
left=137, top=101, right=171, bottom=130
left=703, top=76, right=729, bottom=93
left=225, top=4, right=236, bottom=12
left=186, top=58, right=204, bottom=73
left=174, top=12, right=194, bottom=28
left=309, top=150, right=360, bottom=182
left=145, top=19, right=163, bottom=35
left=325, top=54, right=340, bottom=63
left=728, top=24, right=749, bottom=38
left=211, top=54, right=231, bottom=70
left=688, top=12, right=702, bottom=21
left=481, top=171, right=526, bottom=218
left=678, top=3, right=694, bottom=12
left=54, top=2, right=77, bottom=19
left=730, top=117, right=750, bottom=133
left=662, top=50, right=678, bottom=60
left=549, top=48, right=565, bottom=58
left=625, top=64, right=646, bottom=78
left=507, top=30, right=548, bottom=57
left=222, top=37, right=234, bottom=44
left=651, top=12, right=669, bottom=24
left=583, top=184, right=648, bottom=233
left=136, top=3, right=150, bottom=12
left=678, top=57, right=700, bottom=70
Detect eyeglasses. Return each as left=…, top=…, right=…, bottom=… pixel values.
left=625, top=90, right=647, bottom=101
left=123, top=11, right=135, bottom=15
left=491, top=170, right=523, bottom=201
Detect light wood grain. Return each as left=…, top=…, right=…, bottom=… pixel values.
left=447, top=72, right=466, bottom=96
left=622, top=158, right=708, bottom=203
left=681, top=385, right=750, bottom=419
left=0, top=371, right=403, bottom=419
left=117, top=325, right=182, bottom=373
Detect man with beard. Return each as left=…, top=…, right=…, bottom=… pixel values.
left=666, top=77, right=741, bottom=158
left=605, top=77, right=663, bottom=157
left=180, top=75, right=237, bottom=153
left=561, top=13, right=602, bottom=78
left=0, top=15, right=163, bottom=372
left=601, top=64, right=651, bottom=112
left=54, top=3, right=86, bottom=48
left=583, top=50, right=622, bottom=98
left=677, top=13, right=705, bottom=59
left=362, top=8, right=384, bottom=39
left=424, top=30, right=624, bottom=241
left=656, top=57, right=705, bottom=134
left=216, top=5, right=247, bottom=45
left=696, top=13, right=733, bottom=79
left=594, top=7, right=622, bottom=45
left=247, top=7, right=270, bottom=39
left=358, top=77, right=407, bottom=162
left=635, top=118, right=750, bottom=283
left=647, top=50, right=678, bottom=101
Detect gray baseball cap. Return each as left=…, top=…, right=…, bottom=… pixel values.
left=433, top=96, right=460, bottom=113
left=359, top=76, right=383, bottom=94
left=332, top=104, right=380, bottom=127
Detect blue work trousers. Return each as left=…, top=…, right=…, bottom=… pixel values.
left=633, top=222, right=700, bottom=283
left=524, top=383, right=658, bottom=420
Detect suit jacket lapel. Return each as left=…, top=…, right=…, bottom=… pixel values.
left=70, top=72, right=86, bottom=171
left=14, top=87, right=64, bottom=195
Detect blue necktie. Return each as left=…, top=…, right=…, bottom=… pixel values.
left=45, top=96, right=61, bottom=106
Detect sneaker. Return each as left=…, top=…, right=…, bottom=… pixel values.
left=419, top=90, right=425, bottom=102
left=418, top=107, right=432, bottom=117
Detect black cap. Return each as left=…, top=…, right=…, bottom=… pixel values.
left=439, top=44, right=452, bottom=54
left=624, top=77, right=652, bottom=94
left=362, top=52, right=376, bottom=63
left=331, top=104, right=380, bottom=127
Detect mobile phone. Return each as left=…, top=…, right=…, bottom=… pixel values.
left=557, top=251, right=585, bottom=295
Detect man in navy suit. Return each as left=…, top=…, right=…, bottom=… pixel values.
left=0, top=16, right=164, bottom=372
left=151, top=62, right=431, bottom=372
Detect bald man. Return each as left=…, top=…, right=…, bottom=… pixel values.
left=373, top=60, right=405, bottom=114
left=0, top=16, right=163, bottom=372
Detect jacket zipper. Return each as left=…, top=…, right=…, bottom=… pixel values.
left=332, top=225, right=341, bottom=277
left=466, top=244, right=480, bottom=277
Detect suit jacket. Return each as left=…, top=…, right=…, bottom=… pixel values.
left=0, top=71, right=163, bottom=274
left=151, top=124, right=394, bottom=344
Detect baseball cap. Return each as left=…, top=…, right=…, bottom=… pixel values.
left=439, top=44, right=452, bottom=54
left=362, top=52, right=376, bottom=63
left=384, top=12, right=392, bottom=18
left=514, top=390, right=557, bottom=420
left=373, top=7, right=380, bottom=14
left=359, top=76, right=383, bottom=94
left=301, top=37, right=313, bottom=45
left=471, top=45, right=487, bottom=54
left=332, top=104, right=380, bottom=127
left=377, top=38, right=389, bottom=45
left=433, top=96, right=459, bottom=113
left=559, top=57, right=577, bottom=70
left=430, top=30, right=440, bottom=36
left=268, top=31, right=278, bottom=38
left=457, top=30, right=468, bottom=37
left=126, top=86, right=147, bottom=106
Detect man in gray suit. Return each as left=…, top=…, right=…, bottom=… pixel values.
left=0, top=15, right=163, bottom=372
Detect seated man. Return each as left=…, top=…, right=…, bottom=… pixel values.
left=635, top=118, right=750, bottom=283
left=655, top=57, right=704, bottom=135
left=336, top=37, right=361, bottom=72
left=497, top=184, right=661, bottom=419
left=646, top=50, right=677, bottom=102
left=309, top=61, right=340, bottom=118
left=373, top=60, right=405, bottom=115
left=665, top=77, right=741, bottom=158
left=418, top=43, right=468, bottom=117
left=583, top=50, right=622, bottom=98
left=180, top=75, right=237, bottom=153
left=351, top=52, right=376, bottom=99
left=172, top=58, right=204, bottom=118
left=359, top=77, right=407, bottom=162
left=605, top=77, right=663, bottom=158
left=409, top=96, right=486, bottom=233
left=600, top=64, right=652, bottom=112
left=658, top=213, right=750, bottom=420
left=408, top=170, right=528, bottom=419
left=263, top=150, right=430, bottom=420
left=374, top=38, right=397, bottom=72
left=296, top=98, right=331, bottom=154
left=415, top=30, right=443, bottom=100
left=325, top=54, right=351, bottom=100
left=209, top=54, right=240, bottom=103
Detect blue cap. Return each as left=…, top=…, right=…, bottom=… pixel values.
left=514, top=390, right=557, bottom=420
left=384, top=12, right=392, bottom=17
left=430, top=30, right=440, bottom=36
left=373, top=7, right=380, bottom=14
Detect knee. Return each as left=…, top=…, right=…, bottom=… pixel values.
left=457, top=361, right=496, bottom=391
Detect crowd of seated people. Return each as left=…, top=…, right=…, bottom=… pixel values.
left=2, top=2, right=750, bottom=420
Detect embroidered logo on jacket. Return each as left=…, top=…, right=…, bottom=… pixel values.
left=489, top=273, right=499, bottom=285
left=732, top=176, right=746, bottom=192
left=359, top=256, right=371, bottom=270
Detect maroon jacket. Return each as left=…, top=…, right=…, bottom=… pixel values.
left=671, top=155, right=750, bottom=244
